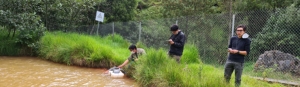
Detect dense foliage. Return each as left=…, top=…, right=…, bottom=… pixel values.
left=98, top=0, right=138, bottom=22
left=0, top=10, right=45, bottom=56
left=251, top=4, right=300, bottom=60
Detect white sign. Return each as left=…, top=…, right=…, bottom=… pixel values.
left=95, top=11, right=104, bottom=22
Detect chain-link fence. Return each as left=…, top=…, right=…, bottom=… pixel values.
left=73, top=8, right=300, bottom=82
left=76, top=10, right=300, bottom=63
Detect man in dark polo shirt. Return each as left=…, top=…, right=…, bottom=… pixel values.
left=224, top=24, right=251, bottom=87
left=168, top=24, right=186, bottom=63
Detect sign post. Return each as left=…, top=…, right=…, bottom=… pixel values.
left=95, top=11, right=104, bottom=35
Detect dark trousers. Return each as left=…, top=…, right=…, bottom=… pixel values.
left=224, top=60, right=244, bottom=87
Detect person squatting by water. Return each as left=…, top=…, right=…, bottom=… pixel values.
left=168, top=24, right=186, bottom=63
left=118, top=45, right=146, bottom=68
left=224, top=24, right=251, bottom=87
left=105, top=45, right=145, bottom=73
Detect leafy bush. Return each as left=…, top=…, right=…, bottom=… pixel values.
left=0, top=10, right=45, bottom=56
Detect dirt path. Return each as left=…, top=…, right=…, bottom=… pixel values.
left=251, top=77, right=300, bottom=87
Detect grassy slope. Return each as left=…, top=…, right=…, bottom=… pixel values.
left=134, top=48, right=284, bottom=87
left=39, top=32, right=284, bottom=87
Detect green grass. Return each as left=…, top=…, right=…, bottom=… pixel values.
left=38, top=32, right=286, bottom=87
left=0, top=26, right=21, bottom=56
left=133, top=48, right=284, bottom=87
left=181, top=44, right=202, bottom=64
left=39, top=31, right=130, bottom=67
left=243, top=62, right=300, bottom=83
left=210, top=60, right=300, bottom=86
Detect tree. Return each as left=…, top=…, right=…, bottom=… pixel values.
left=161, top=0, right=222, bottom=18
left=0, top=10, right=46, bottom=55
left=44, top=0, right=97, bottom=31
left=98, top=0, right=139, bottom=22
left=232, top=0, right=298, bottom=42
left=0, top=0, right=98, bottom=32
left=232, top=0, right=296, bottom=11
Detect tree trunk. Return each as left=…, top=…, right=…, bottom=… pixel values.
left=12, top=28, right=16, bottom=37
left=7, top=28, right=11, bottom=38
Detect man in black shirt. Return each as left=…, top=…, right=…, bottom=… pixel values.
left=224, top=25, right=251, bottom=87
left=168, top=24, right=186, bottom=63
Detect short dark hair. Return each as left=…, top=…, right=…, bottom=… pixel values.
left=170, top=24, right=179, bottom=31
left=237, top=24, right=247, bottom=31
left=128, top=45, right=137, bottom=50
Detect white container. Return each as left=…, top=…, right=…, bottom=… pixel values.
left=108, top=67, right=124, bottom=78
left=110, top=71, right=124, bottom=78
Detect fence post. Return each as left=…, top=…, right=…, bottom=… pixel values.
left=226, top=14, right=236, bottom=62
left=97, top=21, right=100, bottom=35
left=112, top=22, right=114, bottom=37
left=138, top=22, right=141, bottom=42
left=231, top=14, right=236, bottom=37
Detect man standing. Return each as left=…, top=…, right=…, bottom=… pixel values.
left=168, top=24, right=186, bottom=63
left=224, top=25, right=251, bottom=87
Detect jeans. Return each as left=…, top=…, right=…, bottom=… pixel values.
left=224, top=59, right=244, bottom=87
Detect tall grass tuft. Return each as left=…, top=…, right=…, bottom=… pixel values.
left=134, top=48, right=206, bottom=87
left=39, top=32, right=130, bottom=67
left=134, top=48, right=170, bottom=86
left=0, top=39, right=20, bottom=56
left=181, top=44, right=202, bottom=64
left=0, top=26, right=20, bottom=56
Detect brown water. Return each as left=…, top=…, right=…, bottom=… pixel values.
left=0, top=56, right=137, bottom=87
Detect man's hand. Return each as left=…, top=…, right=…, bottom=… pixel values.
left=169, top=39, right=174, bottom=44
left=228, top=48, right=232, bottom=52
left=228, top=48, right=239, bottom=54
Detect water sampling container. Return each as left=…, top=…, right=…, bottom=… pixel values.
left=109, top=67, right=124, bottom=78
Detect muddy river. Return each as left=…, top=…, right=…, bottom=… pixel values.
left=0, top=56, right=137, bottom=87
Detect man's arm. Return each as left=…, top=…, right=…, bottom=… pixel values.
left=172, top=34, right=185, bottom=47
left=118, top=60, right=129, bottom=68
left=228, top=38, right=233, bottom=53
left=240, top=39, right=251, bottom=56
left=232, top=39, right=251, bottom=56
left=235, top=50, right=247, bottom=56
